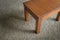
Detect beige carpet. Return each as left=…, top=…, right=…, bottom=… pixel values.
left=0, top=0, right=60, bottom=40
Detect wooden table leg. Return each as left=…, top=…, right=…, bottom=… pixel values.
left=56, top=12, right=60, bottom=21
left=24, top=9, right=30, bottom=21
left=35, top=18, right=41, bottom=33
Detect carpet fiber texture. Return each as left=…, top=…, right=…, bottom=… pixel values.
left=0, top=0, right=60, bottom=40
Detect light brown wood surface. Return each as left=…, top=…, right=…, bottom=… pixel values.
left=23, top=0, right=60, bottom=33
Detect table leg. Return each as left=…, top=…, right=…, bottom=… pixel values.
left=24, top=9, right=30, bottom=21
left=35, top=18, right=41, bottom=33
left=56, top=12, right=60, bottom=21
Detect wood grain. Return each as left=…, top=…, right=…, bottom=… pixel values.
left=23, top=0, right=60, bottom=33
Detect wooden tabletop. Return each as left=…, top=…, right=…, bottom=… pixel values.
left=24, top=0, right=60, bottom=17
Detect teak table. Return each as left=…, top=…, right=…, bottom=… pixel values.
left=23, top=0, right=60, bottom=33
